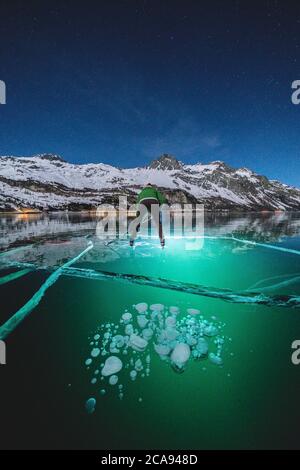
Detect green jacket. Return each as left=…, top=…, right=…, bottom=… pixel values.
left=137, top=186, right=167, bottom=205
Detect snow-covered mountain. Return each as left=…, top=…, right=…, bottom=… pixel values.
left=0, top=153, right=299, bottom=211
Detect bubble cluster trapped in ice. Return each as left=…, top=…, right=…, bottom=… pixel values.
left=84, top=303, right=227, bottom=411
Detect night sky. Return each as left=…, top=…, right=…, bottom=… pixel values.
left=0, top=0, right=300, bottom=186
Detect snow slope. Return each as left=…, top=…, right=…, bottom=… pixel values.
left=0, top=153, right=299, bottom=211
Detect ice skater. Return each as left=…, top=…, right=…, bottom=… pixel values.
left=129, top=183, right=167, bottom=247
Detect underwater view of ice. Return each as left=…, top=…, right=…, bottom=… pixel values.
left=1, top=232, right=300, bottom=341
left=1, top=219, right=300, bottom=340
left=1, top=211, right=300, bottom=448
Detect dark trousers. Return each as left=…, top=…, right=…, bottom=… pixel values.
left=131, top=198, right=164, bottom=240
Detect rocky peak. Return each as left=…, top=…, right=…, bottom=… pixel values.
left=148, top=154, right=183, bottom=171
left=210, top=160, right=233, bottom=172
left=33, top=154, right=66, bottom=163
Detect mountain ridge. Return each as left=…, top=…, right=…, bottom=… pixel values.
left=0, top=153, right=299, bottom=212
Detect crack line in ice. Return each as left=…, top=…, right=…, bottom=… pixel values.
left=200, top=236, right=300, bottom=256
left=229, top=236, right=300, bottom=256
left=0, top=268, right=32, bottom=285
left=61, top=267, right=300, bottom=308
left=0, top=244, right=34, bottom=258
left=249, top=276, right=300, bottom=293
left=0, top=241, right=93, bottom=340
left=0, top=261, right=37, bottom=270
left=247, top=272, right=300, bottom=291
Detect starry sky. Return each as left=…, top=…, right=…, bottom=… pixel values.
left=0, top=0, right=300, bottom=186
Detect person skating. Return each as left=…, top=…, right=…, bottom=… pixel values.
left=129, top=183, right=166, bottom=247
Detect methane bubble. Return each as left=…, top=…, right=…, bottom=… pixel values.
left=101, top=356, right=123, bottom=376
left=85, top=398, right=96, bottom=414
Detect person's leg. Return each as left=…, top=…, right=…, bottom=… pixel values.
left=159, top=211, right=165, bottom=246
left=147, top=200, right=164, bottom=244
left=129, top=216, right=138, bottom=245
left=129, top=201, right=150, bottom=245
left=129, top=219, right=140, bottom=243
left=129, top=198, right=165, bottom=246
left=158, top=210, right=164, bottom=242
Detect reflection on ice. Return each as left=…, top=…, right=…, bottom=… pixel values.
left=2, top=211, right=300, bottom=251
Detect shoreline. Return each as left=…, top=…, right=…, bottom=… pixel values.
left=0, top=209, right=298, bottom=216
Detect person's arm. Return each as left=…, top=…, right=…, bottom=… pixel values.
left=137, top=189, right=145, bottom=203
